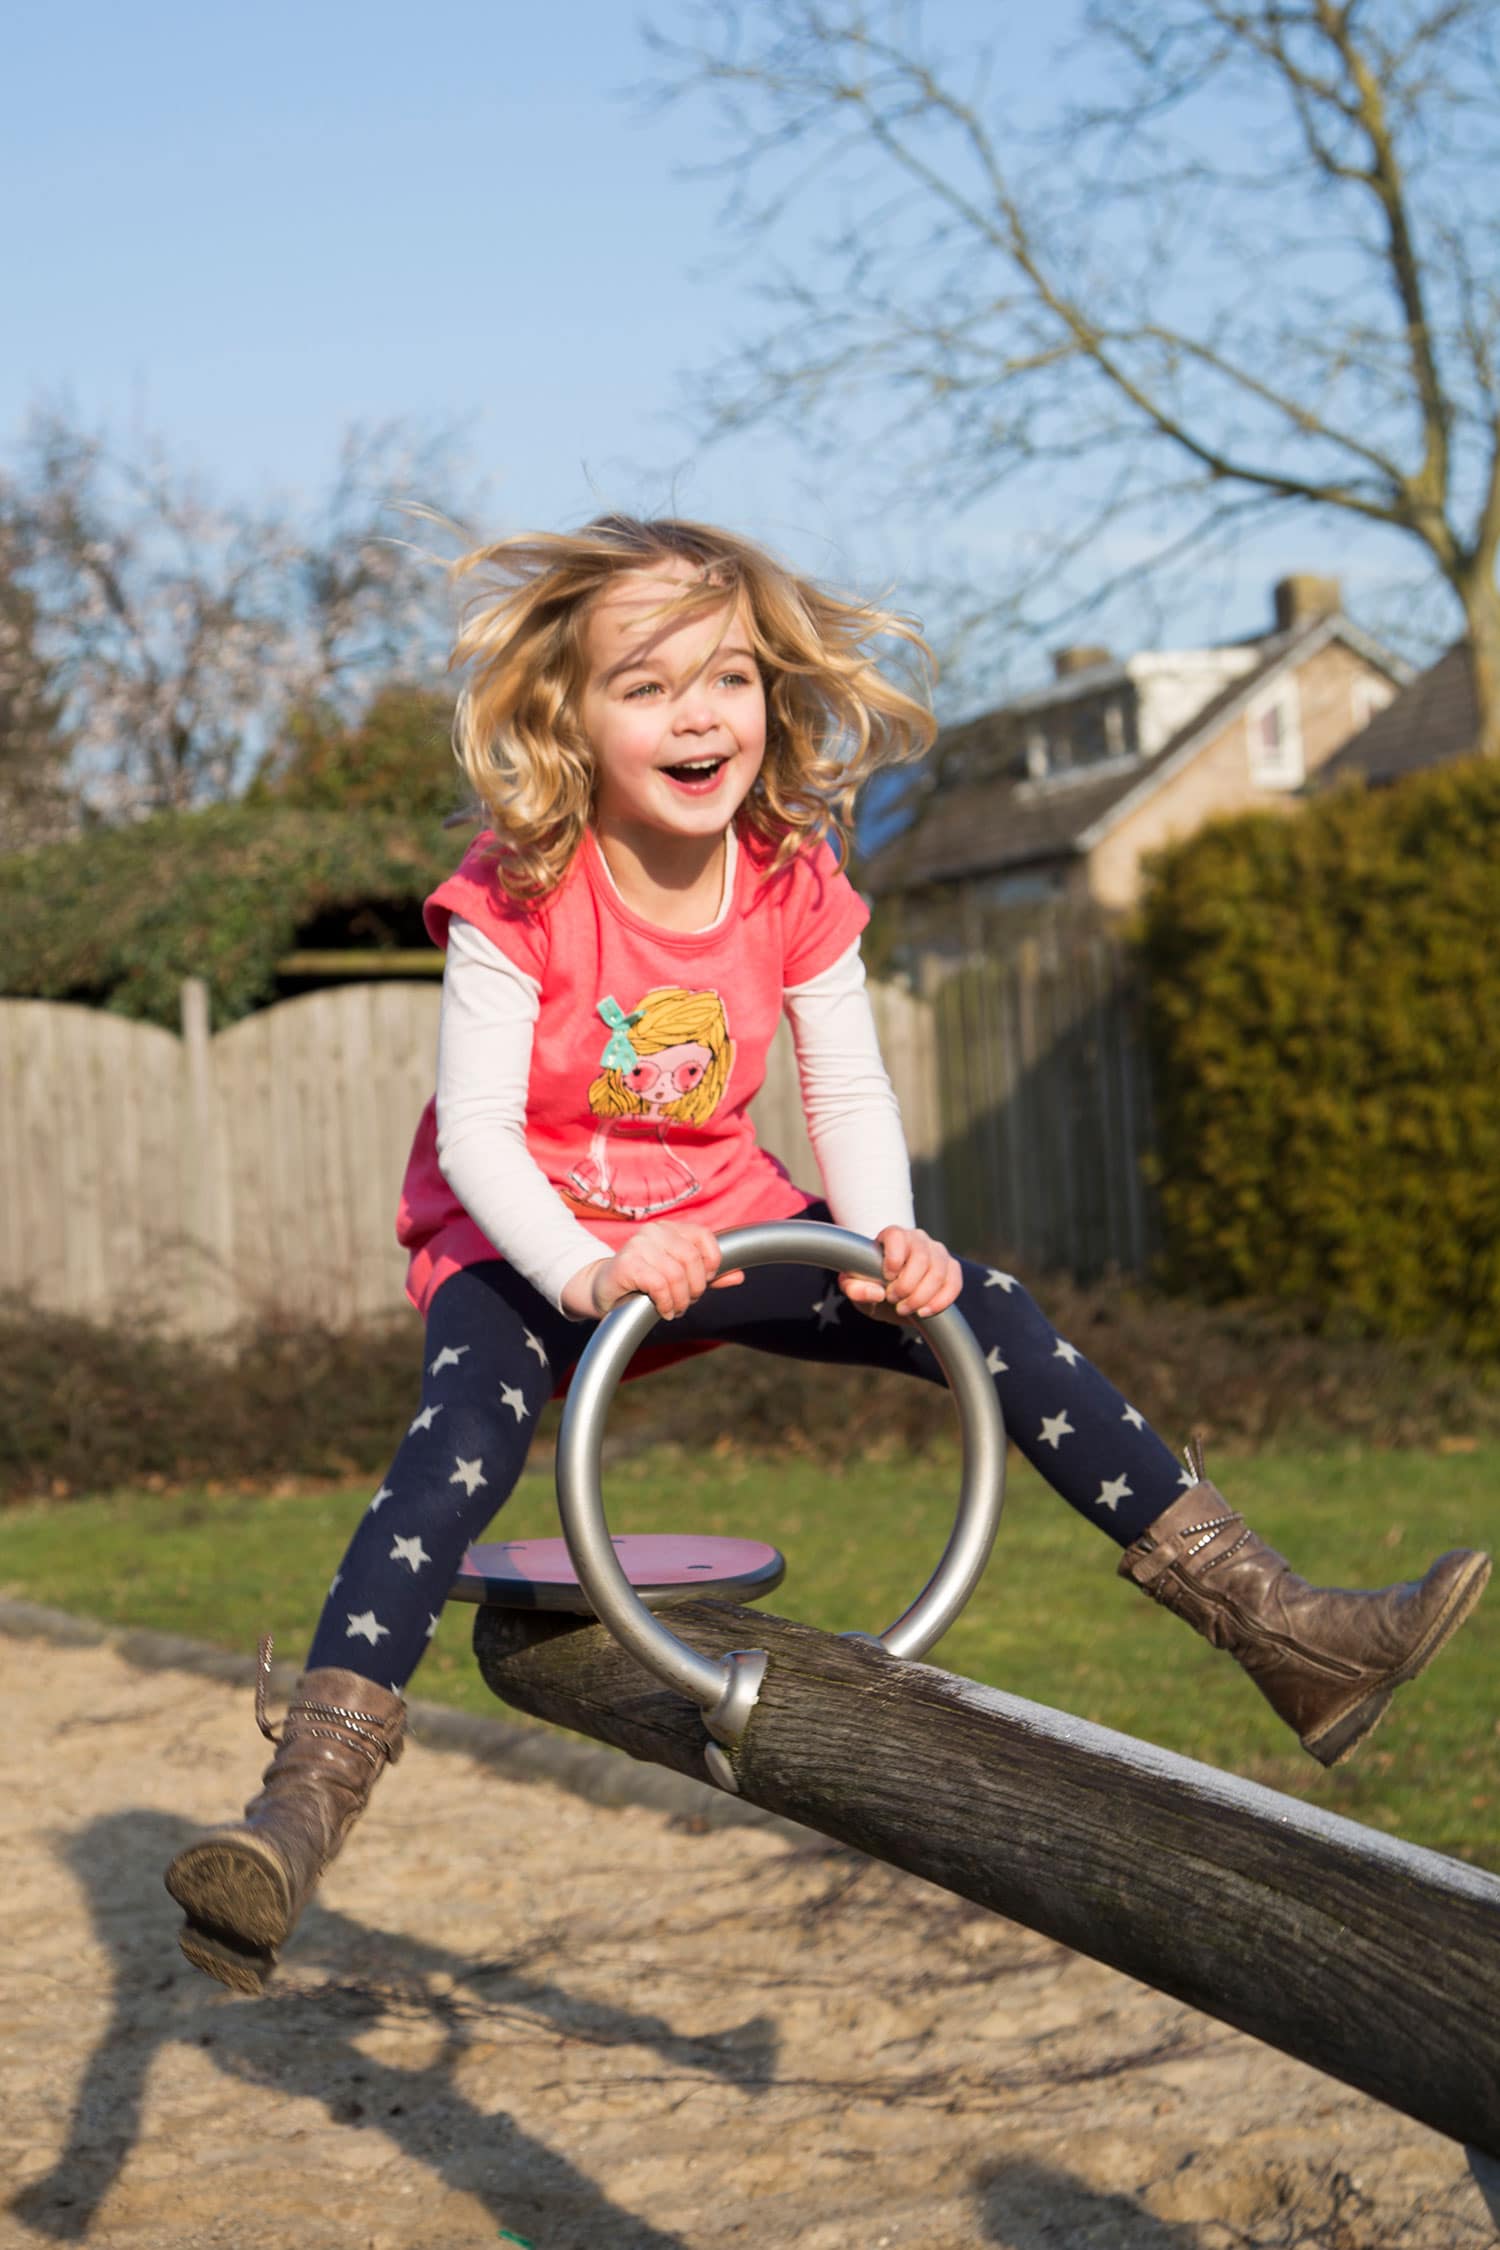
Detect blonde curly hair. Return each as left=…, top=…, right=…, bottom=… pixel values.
left=448, top=514, right=936, bottom=899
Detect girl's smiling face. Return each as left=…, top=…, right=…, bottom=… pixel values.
left=580, top=563, right=767, bottom=854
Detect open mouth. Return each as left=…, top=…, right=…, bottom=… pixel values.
left=662, top=756, right=728, bottom=789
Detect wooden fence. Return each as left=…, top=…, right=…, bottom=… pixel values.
left=931, top=925, right=1158, bottom=1275
left=1, top=982, right=446, bottom=1335
left=0, top=940, right=1152, bottom=1334
left=0, top=976, right=951, bottom=1334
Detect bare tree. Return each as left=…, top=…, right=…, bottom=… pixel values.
left=2, top=413, right=464, bottom=816
left=286, top=423, right=465, bottom=714
left=0, top=513, right=74, bottom=850
left=653, top=0, right=1500, bottom=749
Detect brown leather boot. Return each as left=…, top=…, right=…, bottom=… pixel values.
left=1119, top=1447, right=1491, bottom=1767
left=165, top=1644, right=406, bottom=1994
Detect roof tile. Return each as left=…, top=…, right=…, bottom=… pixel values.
left=1319, top=642, right=1477, bottom=785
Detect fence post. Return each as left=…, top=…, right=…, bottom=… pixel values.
left=178, top=978, right=236, bottom=1336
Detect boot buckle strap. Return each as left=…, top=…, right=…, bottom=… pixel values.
left=283, top=1715, right=389, bottom=1771
left=255, top=1634, right=283, bottom=1745
left=1132, top=1511, right=1241, bottom=1587
left=1129, top=1539, right=1178, bottom=1589
left=253, top=1635, right=406, bottom=1766
left=295, top=1703, right=405, bottom=1764
left=1204, top=1524, right=1253, bottom=1569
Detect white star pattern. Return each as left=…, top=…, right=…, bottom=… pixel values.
left=1122, top=1404, right=1145, bottom=1431
left=329, top=1571, right=342, bottom=1596
left=428, top=1344, right=470, bottom=1376
left=346, top=1610, right=390, bottom=1646
left=408, top=1404, right=442, bottom=1435
left=813, top=1286, right=842, bottom=1330
left=1039, top=1411, right=1075, bottom=1450
left=522, top=1328, right=548, bottom=1366
left=1053, top=1339, right=1081, bottom=1368
left=985, top=1269, right=1017, bottom=1291
left=450, top=1455, right=488, bottom=1496
left=985, top=1346, right=1008, bottom=1375
left=424, top=1613, right=440, bottom=1641
left=499, top=1383, right=529, bottom=1422
left=1178, top=1466, right=1197, bottom=1487
left=369, top=1485, right=393, bottom=1512
left=390, top=1534, right=432, bottom=1573
left=1096, top=1475, right=1133, bottom=1513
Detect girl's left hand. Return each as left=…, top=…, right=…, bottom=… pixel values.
left=839, top=1225, right=963, bottom=1321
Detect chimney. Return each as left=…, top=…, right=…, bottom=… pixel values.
left=1274, top=574, right=1341, bottom=632
left=1051, top=644, right=1113, bottom=680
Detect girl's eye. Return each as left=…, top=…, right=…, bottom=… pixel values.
left=719, top=669, right=754, bottom=688
left=624, top=680, right=662, bottom=700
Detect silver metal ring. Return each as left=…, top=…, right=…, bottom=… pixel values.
left=555, top=1221, right=1008, bottom=1737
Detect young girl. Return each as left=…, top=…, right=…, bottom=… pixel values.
left=166, top=516, right=1491, bottom=1994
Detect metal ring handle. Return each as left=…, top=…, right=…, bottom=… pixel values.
left=555, top=1220, right=1008, bottom=1726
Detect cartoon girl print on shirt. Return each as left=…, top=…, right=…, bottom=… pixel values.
left=566, top=987, right=735, bottom=1221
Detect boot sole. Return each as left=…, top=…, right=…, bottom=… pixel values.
left=164, top=1832, right=297, bottom=1951
left=176, top=1919, right=277, bottom=1996
left=1303, top=1550, right=1492, bottom=1768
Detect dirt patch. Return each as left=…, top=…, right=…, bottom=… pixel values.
left=0, top=1626, right=1491, bottom=2250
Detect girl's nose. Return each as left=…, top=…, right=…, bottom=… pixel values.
left=674, top=687, right=716, bottom=731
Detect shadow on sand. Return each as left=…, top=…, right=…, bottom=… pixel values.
left=15, top=1808, right=1404, bottom=2249
left=11, top=1808, right=780, bottom=2248
left=977, top=2157, right=1207, bottom=2248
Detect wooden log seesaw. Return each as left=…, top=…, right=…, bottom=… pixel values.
left=444, top=1222, right=1500, bottom=2230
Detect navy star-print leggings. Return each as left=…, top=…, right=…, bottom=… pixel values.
left=305, top=1205, right=1189, bottom=1689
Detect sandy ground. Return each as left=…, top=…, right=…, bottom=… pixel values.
left=0, top=1615, right=1494, bottom=2250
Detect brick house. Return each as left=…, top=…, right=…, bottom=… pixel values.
left=865, top=576, right=1409, bottom=943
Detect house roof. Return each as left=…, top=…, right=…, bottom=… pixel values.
left=1319, top=640, right=1477, bottom=786
left=866, top=614, right=1401, bottom=895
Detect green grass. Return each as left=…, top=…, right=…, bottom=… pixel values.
left=3, top=1442, right=1496, bottom=1867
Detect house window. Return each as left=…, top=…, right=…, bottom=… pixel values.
left=1246, top=682, right=1305, bottom=787
left=1074, top=702, right=1106, bottom=764
left=978, top=868, right=1065, bottom=908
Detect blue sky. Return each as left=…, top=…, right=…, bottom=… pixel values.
left=7, top=2, right=899, bottom=537
left=4, top=0, right=1442, bottom=711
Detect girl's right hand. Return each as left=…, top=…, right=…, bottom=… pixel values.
left=565, top=1222, right=744, bottom=1322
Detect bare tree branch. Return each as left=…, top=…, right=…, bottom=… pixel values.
left=651, top=0, right=1500, bottom=746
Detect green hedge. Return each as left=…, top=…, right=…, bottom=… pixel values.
left=8, top=1269, right=1499, bottom=1502
left=1139, top=758, right=1500, bottom=1354
left=0, top=804, right=460, bottom=1029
